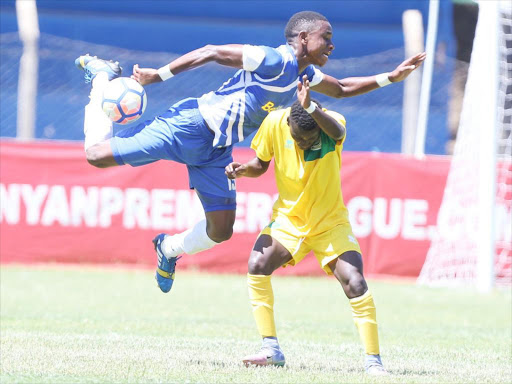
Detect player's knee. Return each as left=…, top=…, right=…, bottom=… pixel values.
left=344, top=272, right=368, bottom=298
left=86, top=147, right=104, bottom=168
left=207, top=226, right=233, bottom=243
left=248, top=253, right=272, bottom=275
left=85, top=146, right=114, bottom=168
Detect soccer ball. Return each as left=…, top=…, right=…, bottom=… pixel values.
left=102, top=77, right=147, bottom=125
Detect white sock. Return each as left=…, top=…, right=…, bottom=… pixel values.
left=84, top=72, right=113, bottom=151
left=161, top=219, right=218, bottom=258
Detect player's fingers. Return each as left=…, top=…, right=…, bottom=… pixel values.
left=225, top=166, right=235, bottom=177
left=235, top=166, right=245, bottom=175
left=410, top=52, right=424, bottom=60
left=412, top=53, right=426, bottom=64
left=400, top=63, right=415, bottom=72
left=302, top=75, right=310, bottom=87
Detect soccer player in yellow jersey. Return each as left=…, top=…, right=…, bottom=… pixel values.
left=225, top=75, right=387, bottom=375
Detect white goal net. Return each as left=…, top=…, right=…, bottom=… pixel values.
left=418, top=0, right=512, bottom=289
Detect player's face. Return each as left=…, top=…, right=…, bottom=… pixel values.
left=306, top=21, right=334, bottom=67
left=289, top=119, right=320, bottom=150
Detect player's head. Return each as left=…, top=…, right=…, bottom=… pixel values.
left=288, top=99, right=323, bottom=150
left=285, top=11, right=334, bottom=67
left=285, top=11, right=329, bottom=40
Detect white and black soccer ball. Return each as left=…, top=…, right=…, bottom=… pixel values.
left=102, top=77, right=147, bottom=125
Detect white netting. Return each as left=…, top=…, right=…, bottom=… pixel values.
left=418, top=1, right=512, bottom=287
left=495, top=1, right=512, bottom=286
left=0, top=32, right=453, bottom=153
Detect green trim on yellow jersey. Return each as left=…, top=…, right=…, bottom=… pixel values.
left=304, top=131, right=337, bottom=162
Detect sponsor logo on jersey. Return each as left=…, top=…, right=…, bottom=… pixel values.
left=262, top=101, right=281, bottom=113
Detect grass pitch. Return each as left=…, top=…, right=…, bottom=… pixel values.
left=1, top=264, right=511, bottom=383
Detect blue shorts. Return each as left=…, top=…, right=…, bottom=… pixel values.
left=110, top=98, right=236, bottom=212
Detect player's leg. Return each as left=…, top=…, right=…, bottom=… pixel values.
left=156, top=209, right=235, bottom=263
left=154, top=205, right=237, bottom=293
left=328, top=252, right=387, bottom=375
left=247, top=233, right=295, bottom=339
left=312, top=225, right=386, bottom=375
left=77, top=55, right=172, bottom=169
left=154, top=143, right=238, bottom=293
left=85, top=141, right=118, bottom=168
left=154, top=210, right=235, bottom=293
left=243, top=233, right=292, bottom=367
left=76, top=55, right=122, bottom=168
left=329, top=250, right=368, bottom=298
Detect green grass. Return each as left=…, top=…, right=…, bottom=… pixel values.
left=1, top=264, right=511, bottom=383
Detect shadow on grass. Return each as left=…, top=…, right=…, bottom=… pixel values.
left=188, top=359, right=230, bottom=368
left=390, top=368, right=438, bottom=376
left=293, top=362, right=439, bottom=377
left=296, top=363, right=360, bottom=374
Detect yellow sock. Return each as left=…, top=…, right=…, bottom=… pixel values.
left=349, top=290, right=380, bottom=355
left=247, top=273, right=276, bottom=338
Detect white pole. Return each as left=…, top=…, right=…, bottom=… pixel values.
left=16, top=0, right=40, bottom=141
left=402, top=10, right=425, bottom=154
left=476, top=0, right=499, bottom=292
left=414, top=0, right=439, bottom=158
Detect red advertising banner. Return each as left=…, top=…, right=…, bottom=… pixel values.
left=0, top=140, right=449, bottom=277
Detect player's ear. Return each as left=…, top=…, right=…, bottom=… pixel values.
left=298, top=31, right=308, bottom=45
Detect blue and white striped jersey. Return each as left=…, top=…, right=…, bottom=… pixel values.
left=196, top=44, right=324, bottom=147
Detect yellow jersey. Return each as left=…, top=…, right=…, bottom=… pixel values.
left=251, top=107, right=349, bottom=236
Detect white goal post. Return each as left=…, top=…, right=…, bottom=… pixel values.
left=16, top=0, right=39, bottom=140
left=401, top=9, right=424, bottom=155
left=418, top=0, right=512, bottom=291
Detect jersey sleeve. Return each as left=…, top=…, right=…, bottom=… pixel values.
left=325, top=110, right=347, bottom=145
left=301, top=65, right=324, bottom=86
left=243, top=45, right=285, bottom=77
left=250, top=113, right=275, bottom=162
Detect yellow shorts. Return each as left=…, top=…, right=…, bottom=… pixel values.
left=260, top=216, right=361, bottom=275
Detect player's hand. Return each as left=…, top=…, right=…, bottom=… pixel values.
left=297, top=74, right=312, bottom=110
left=225, top=162, right=247, bottom=179
left=131, top=64, right=161, bottom=86
left=388, top=52, right=426, bottom=83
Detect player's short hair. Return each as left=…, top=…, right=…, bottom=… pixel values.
left=290, top=99, right=323, bottom=132
left=285, top=11, right=329, bottom=41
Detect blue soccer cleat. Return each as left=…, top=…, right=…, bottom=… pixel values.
left=75, top=54, right=122, bottom=83
left=153, top=233, right=181, bottom=293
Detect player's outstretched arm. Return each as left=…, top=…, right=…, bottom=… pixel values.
left=225, top=157, right=270, bottom=179
left=298, top=75, right=345, bottom=141
left=312, top=52, right=426, bottom=98
left=131, top=44, right=244, bottom=86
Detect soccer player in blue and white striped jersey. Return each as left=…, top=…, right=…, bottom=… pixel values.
left=76, top=11, right=425, bottom=294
